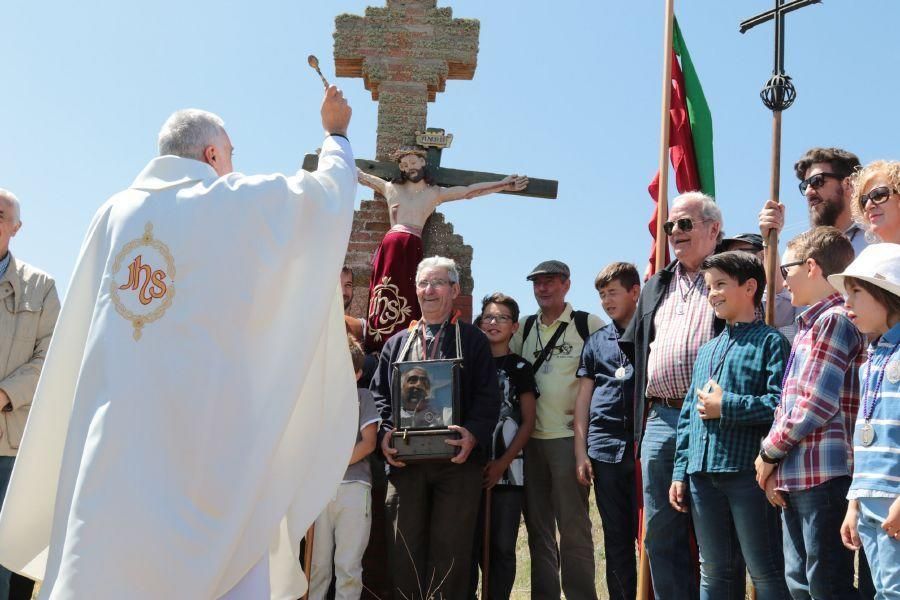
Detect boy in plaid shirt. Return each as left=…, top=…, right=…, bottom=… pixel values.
left=755, top=227, right=866, bottom=599
left=671, top=251, right=791, bottom=599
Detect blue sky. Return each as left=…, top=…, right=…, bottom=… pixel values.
left=2, top=1, right=897, bottom=318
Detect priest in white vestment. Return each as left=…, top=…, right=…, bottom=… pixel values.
left=0, top=86, right=359, bottom=599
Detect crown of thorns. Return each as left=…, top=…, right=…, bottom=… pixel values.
left=391, top=146, right=428, bottom=161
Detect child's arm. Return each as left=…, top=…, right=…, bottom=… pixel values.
left=720, top=333, right=791, bottom=428
left=484, top=391, right=536, bottom=488
left=573, top=377, right=595, bottom=486
left=348, top=422, right=377, bottom=466
left=762, top=313, right=864, bottom=460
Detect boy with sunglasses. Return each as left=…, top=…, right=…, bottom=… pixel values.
left=754, top=227, right=867, bottom=599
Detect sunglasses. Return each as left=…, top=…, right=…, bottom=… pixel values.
left=779, top=260, right=806, bottom=279
left=663, top=218, right=709, bottom=236
left=798, top=172, right=843, bottom=195
left=858, top=186, right=898, bottom=210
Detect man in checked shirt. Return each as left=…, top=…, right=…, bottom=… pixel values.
left=755, top=227, right=866, bottom=600
left=620, top=191, right=727, bottom=600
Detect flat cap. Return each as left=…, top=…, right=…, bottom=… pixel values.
left=720, top=233, right=764, bottom=252
left=526, top=260, right=570, bottom=281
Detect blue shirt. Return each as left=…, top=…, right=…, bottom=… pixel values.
left=0, top=253, right=10, bottom=281
left=577, top=322, right=633, bottom=463
left=674, top=320, right=790, bottom=481
left=849, top=322, right=900, bottom=499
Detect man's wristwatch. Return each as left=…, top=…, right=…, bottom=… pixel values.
left=759, top=448, right=780, bottom=465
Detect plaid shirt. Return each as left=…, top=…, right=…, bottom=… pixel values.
left=646, top=264, right=717, bottom=400
left=761, top=294, right=866, bottom=492
left=673, top=320, right=790, bottom=481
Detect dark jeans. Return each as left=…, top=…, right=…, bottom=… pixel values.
left=781, top=476, right=856, bottom=600
left=385, top=460, right=482, bottom=600
left=591, top=455, right=637, bottom=600
left=688, top=471, right=789, bottom=600
left=468, top=486, right=523, bottom=600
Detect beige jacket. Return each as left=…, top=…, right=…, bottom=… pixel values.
left=0, top=254, right=59, bottom=456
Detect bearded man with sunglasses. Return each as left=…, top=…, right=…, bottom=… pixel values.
left=620, top=192, right=727, bottom=600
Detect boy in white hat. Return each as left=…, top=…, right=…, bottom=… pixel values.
left=831, top=243, right=900, bottom=596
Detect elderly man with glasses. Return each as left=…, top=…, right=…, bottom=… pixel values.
left=370, top=255, right=500, bottom=600
left=620, top=191, right=726, bottom=600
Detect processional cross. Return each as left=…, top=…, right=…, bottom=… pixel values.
left=741, top=0, right=821, bottom=324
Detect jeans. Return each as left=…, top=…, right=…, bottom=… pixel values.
left=688, top=471, right=789, bottom=600
left=523, top=437, right=597, bottom=600
left=468, top=486, right=523, bottom=600
left=640, top=405, right=699, bottom=600
left=781, top=476, right=856, bottom=599
left=592, top=454, right=637, bottom=600
left=857, top=497, right=900, bottom=600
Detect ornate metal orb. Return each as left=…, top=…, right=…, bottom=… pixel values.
left=760, top=73, right=797, bottom=111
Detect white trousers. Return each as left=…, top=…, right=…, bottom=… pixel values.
left=218, top=554, right=270, bottom=600
left=308, top=482, right=371, bottom=600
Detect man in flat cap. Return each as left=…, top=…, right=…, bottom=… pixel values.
left=510, top=259, right=604, bottom=600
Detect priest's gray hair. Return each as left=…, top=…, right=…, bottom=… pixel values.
left=416, top=256, right=460, bottom=284
left=673, top=191, right=723, bottom=242
left=157, top=109, right=227, bottom=161
left=0, top=189, right=21, bottom=225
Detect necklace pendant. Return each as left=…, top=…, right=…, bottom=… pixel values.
left=541, top=361, right=553, bottom=374
left=676, top=305, right=685, bottom=316
left=615, top=366, right=627, bottom=380
left=861, top=422, right=875, bottom=447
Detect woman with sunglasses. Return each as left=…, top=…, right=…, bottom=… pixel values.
left=852, top=160, right=900, bottom=244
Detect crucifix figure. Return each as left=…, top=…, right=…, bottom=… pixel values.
left=740, top=0, right=820, bottom=324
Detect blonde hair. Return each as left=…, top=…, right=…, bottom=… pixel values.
left=851, top=160, right=900, bottom=229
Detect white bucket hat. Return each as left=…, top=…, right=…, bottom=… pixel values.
left=828, top=243, right=900, bottom=298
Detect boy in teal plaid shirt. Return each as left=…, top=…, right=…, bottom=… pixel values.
left=671, top=251, right=791, bottom=599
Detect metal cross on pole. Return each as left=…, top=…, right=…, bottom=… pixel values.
left=740, top=0, right=820, bottom=325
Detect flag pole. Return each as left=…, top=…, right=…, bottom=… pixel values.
left=640, top=3, right=675, bottom=599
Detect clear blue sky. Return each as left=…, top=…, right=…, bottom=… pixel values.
left=2, top=1, right=897, bottom=317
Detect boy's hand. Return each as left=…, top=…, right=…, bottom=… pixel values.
left=754, top=454, right=775, bottom=489
left=668, top=481, right=689, bottom=513
left=446, top=425, right=476, bottom=464
left=380, top=428, right=406, bottom=468
left=575, top=449, right=593, bottom=487
left=764, top=475, right=787, bottom=508
left=883, top=496, right=900, bottom=542
left=696, top=381, right=722, bottom=420
left=482, top=460, right=506, bottom=489
left=841, top=500, right=861, bottom=550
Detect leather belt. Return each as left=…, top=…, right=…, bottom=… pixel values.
left=648, top=396, right=684, bottom=410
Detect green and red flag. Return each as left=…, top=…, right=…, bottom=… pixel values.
left=648, top=17, right=715, bottom=271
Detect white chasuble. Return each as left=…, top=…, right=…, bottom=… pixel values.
left=0, top=136, right=359, bottom=599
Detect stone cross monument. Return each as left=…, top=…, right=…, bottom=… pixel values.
left=334, top=0, right=481, bottom=320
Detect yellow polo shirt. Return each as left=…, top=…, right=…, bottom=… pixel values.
left=510, top=304, right=604, bottom=439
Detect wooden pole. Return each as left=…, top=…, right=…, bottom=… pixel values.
left=481, top=488, right=492, bottom=600
left=764, top=110, right=783, bottom=326
left=640, top=3, right=675, bottom=600
left=302, top=524, right=315, bottom=600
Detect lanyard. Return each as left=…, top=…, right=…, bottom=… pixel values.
left=862, top=340, right=900, bottom=422
left=706, top=324, right=750, bottom=383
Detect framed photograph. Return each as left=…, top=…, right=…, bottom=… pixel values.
left=391, top=359, right=461, bottom=431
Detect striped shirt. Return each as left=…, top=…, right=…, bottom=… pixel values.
left=673, top=320, right=790, bottom=481
left=849, top=322, right=900, bottom=499
left=762, top=294, right=866, bottom=492
left=646, top=263, right=717, bottom=400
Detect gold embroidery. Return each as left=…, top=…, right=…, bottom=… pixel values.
left=110, top=222, right=176, bottom=340
left=368, top=276, right=412, bottom=342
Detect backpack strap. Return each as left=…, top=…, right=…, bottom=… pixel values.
left=522, top=314, right=538, bottom=344
left=572, top=310, right=591, bottom=342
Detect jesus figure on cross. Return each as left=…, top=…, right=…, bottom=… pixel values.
left=357, top=146, right=527, bottom=351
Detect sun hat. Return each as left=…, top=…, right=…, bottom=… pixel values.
left=828, top=243, right=900, bottom=298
